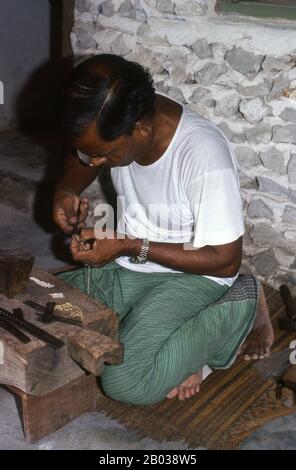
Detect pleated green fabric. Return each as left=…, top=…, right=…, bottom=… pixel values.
left=59, top=262, right=259, bottom=405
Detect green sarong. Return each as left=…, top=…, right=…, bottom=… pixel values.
left=59, top=261, right=259, bottom=405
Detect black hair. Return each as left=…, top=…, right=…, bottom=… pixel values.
left=64, top=53, right=156, bottom=142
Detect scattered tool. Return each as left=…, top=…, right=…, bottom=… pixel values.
left=0, top=317, right=31, bottom=344
left=279, top=285, right=296, bottom=331
left=23, top=300, right=83, bottom=327
left=0, top=307, right=64, bottom=350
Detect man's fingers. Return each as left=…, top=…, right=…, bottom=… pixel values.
left=78, top=198, right=89, bottom=223
left=79, top=227, right=96, bottom=241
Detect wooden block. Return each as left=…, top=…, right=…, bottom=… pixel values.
left=282, top=365, right=296, bottom=392
left=67, top=329, right=123, bottom=376
left=0, top=249, right=34, bottom=298
left=4, top=374, right=97, bottom=444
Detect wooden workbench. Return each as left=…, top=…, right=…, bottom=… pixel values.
left=0, top=266, right=123, bottom=443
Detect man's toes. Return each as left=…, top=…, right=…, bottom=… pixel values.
left=178, top=388, right=186, bottom=400
left=166, top=387, right=178, bottom=399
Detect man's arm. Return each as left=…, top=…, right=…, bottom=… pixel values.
left=127, top=236, right=243, bottom=277
left=53, top=149, right=101, bottom=233
left=73, top=229, right=243, bottom=277
left=55, top=149, right=100, bottom=195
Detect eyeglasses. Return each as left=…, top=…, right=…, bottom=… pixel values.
left=76, top=149, right=94, bottom=167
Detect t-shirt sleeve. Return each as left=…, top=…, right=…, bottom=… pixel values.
left=182, top=155, right=245, bottom=249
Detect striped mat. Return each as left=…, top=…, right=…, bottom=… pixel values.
left=96, top=285, right=296, bottom=449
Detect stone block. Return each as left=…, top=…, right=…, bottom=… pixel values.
left=272, top=125, right=296, bottom=144
left=239, top=97, right=272, bottom=123
left=267, top=74, right=290, bottom=101
left=282, top=205, right=296, bottom=225
left=157, top=0, right=174, bottom=14
left=257, top=176, right=296, bottom=204
left=247, top=199, right=274, bottom=220
left=76, top=31, right=98, bottom=50
left=244, top=123, right=272, bottom=145
left=195, top=63, right=226, bottom=86
left=189, top=87, right=215, bottom=107
left=215, top=94, right=240, bottom=118
left=218, top=122, right=246, bottom=144
left=259, top=147, right=286, bottom=175
left=235, top=147, right=261, bottom=170
left=262, top=56, right=295, bottom=74
left=279, top=107, right=296, bottom=123
left=236, top=80, right=272, bottom=98
left=288, top=154, right=296, bottom=184
left=191, top=38, right=212, bottom=59
left=226, top=47, right=264, bottom=79
left=251, top=250, right=277, bottom=278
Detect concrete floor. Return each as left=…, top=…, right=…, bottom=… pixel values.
left=0, top=130, right=296, bottom=450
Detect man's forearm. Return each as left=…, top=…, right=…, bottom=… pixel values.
left=124, top=237, right=242, bottom=277
left=56, top=152, right=99, bottom=195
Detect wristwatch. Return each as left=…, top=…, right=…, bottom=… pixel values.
left=129, top=238, right=150, bottom=264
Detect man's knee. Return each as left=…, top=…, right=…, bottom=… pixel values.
left=99, top=364, right=163, bottom=406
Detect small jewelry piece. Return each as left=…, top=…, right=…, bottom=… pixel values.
left=54, top=302, right=84, bottom=320
left=129, top=238, right=150, bottom=264
left=29, top=277, right=54, bottom=288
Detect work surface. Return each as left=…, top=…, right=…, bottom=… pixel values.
left=0, top=266, right=123, bottom=396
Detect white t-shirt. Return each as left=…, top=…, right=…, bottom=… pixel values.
left=110, top=98, right=245, bottom=286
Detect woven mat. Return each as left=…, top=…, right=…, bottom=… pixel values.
left=96, top=285, right=296, bottom=449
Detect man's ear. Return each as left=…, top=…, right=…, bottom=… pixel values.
left=134, top=120, right=152, bottom=137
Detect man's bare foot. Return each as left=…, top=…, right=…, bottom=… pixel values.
left=166, top=370, right=203, bottom=400
left=241, top=285, right=274, bottom=360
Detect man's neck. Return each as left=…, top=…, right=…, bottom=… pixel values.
left=138, top=94, right=183, bottom=166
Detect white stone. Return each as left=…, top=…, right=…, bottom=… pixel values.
left=97, top=14, right=141, bottom=34
left=272, top=125, right=296, bottom=144
left=236, top=80, right=272, bottom=98
left=248, top=199, right=274, bottom=220
left=147, top=18, right=199, bottom=47
left=225, top=47, right=264, bottom=79
left=267, top=74, right=290, bottom=101
left=244, top=123, right=272, bottom=145
left=174, top=0, right=205, bottom=16
left=157, top=0, right=174, bottom=14
left=191, top=38, right=212, bottom=59
left=218, top=122, right=246, bottom=144
left=189, top=87, right=215, bottom=107
left=195, top=63, right=226, bottom=86
left=239, top=97, right=272, bottom=123
left=251, top=250, right=277, bottom=278
left=288, top=154, right=296, bottom=184
left=280, top=107, right=296, bottom=123
left=259, top=146, right=286, bottom=175
left=282, top=205, right=296, bottom=225
left=134, top=0, right=161, bottom=20
left=215, top=94, right=240, bottom=118
left=235, top=147, right=261, bottom=170
left=111, top=34, right=132, bottom=56
left=262, top=56, right=295, bottom=74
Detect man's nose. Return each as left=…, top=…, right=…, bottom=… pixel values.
left=89, top=156, right=108, bottom=167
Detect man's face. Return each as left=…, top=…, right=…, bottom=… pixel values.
left=74, top=120, right=152, bottom=168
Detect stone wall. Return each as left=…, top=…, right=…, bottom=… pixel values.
left=72, top=0, right=296, bottom=292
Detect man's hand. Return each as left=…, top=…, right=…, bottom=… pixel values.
left=70, top=228, right=133, bottom=266
left=53, top=186, right=89, bottom=234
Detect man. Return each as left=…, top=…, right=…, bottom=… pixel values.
left=53, top=54, right=274, bottom=405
